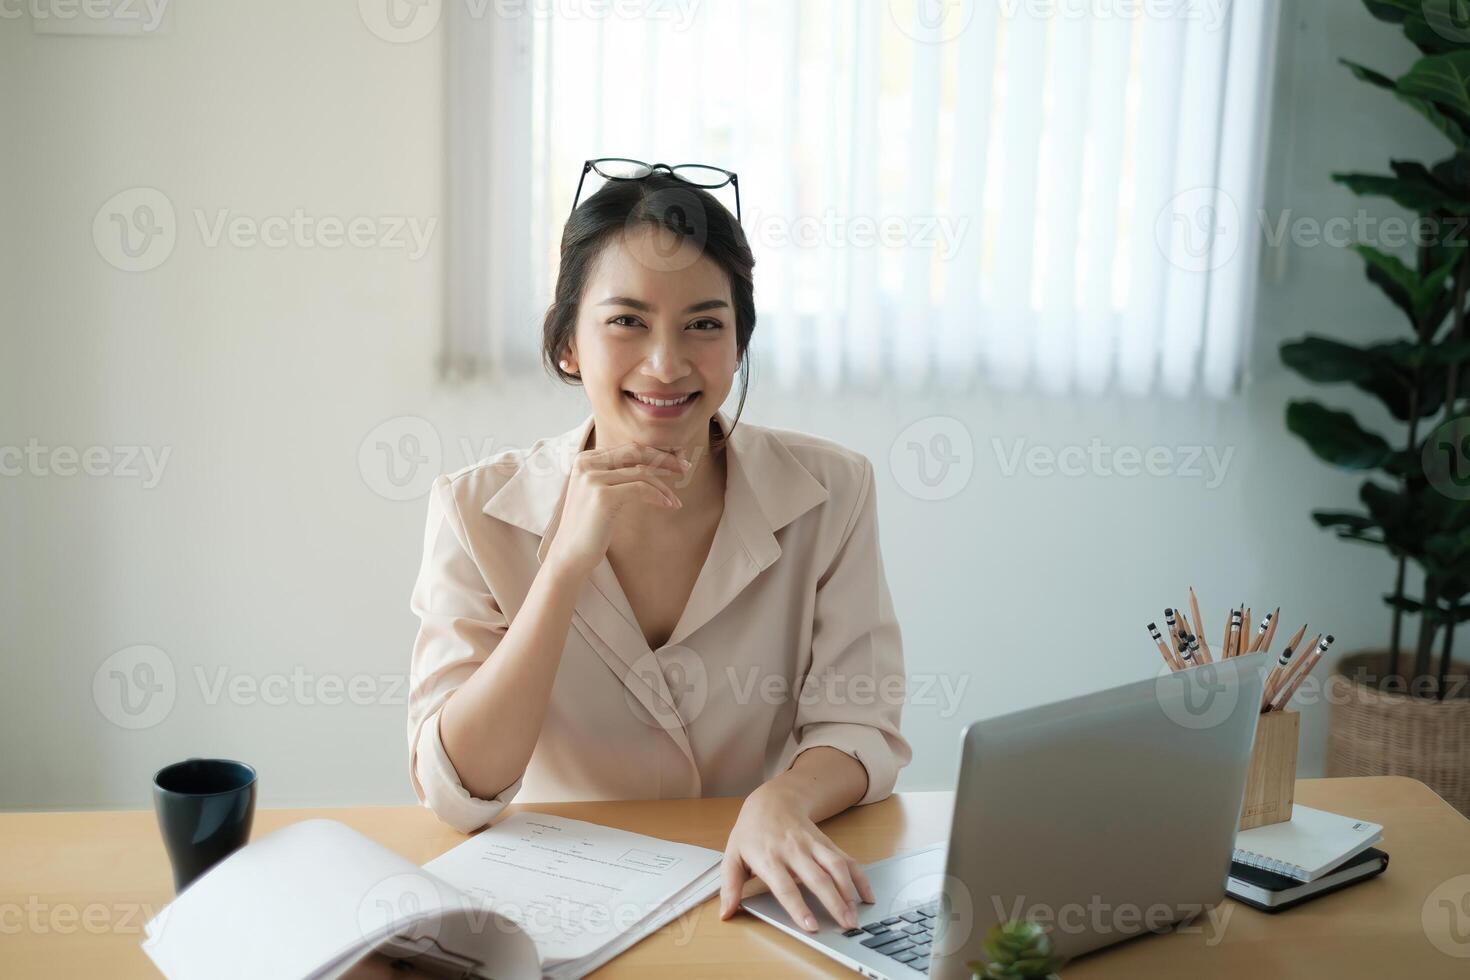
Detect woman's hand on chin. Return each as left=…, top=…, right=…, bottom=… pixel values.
left=718, top=780, right=875, bottom=932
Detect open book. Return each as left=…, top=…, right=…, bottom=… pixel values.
left=141, top=812, right=724, bottom=979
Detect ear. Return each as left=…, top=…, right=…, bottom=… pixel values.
left=559, top=343, right=579, bottom=376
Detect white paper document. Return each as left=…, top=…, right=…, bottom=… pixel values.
left=139, top=812, right=722, bottom=980
left=423, top=812, right=723, bottom=978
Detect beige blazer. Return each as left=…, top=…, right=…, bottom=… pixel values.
left=406, top=410, right=912, bottom=833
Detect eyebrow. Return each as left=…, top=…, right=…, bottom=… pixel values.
left=597, top=296, right=730, bottom=314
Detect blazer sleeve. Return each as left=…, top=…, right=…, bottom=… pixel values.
left=406, top=474, right=524, bottom=833
left=784, top=456, right=913, bottom=805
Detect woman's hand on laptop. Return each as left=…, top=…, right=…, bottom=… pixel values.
left=719, top=749, right=876, bottom=933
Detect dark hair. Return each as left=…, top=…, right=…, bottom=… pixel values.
left=541, top=173, right=755, bottom=448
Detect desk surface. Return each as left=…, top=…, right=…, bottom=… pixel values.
left=3, top=777, right=1467, bottom=978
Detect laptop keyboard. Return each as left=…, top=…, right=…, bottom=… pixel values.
left=841, top=897, right=940, bottom=974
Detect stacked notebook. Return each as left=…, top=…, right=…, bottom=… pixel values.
left=1227, top=805, right=1389, bottom=912
left=140, top=813, right=723, bottom=979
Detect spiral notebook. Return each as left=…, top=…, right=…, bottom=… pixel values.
left=1232, top=805, right=1383, bottom=883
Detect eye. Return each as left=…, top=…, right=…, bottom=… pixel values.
left=687, top=318, right=723, bottom=331
left=609, top=315, right=645, bottom=328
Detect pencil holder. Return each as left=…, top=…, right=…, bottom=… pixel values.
left=1238, top=709, right=1300, bottom=831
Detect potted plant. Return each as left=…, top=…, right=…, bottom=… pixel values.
left=1280, top=0, right=1470, bottom=815
left=967, top=921, right=1063, bottom=980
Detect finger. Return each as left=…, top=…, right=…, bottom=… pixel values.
left=604, top=480, right=678, bottom=511
left=594, top=466, right=682, bottom=507
left=585, top=443, right=689, bottom=473
left=752, top=859, right=817, bottom=933
left=812, top=848, right=860, bottom=907
left=791, top=854, right=858, bottom=930
left=720, top=852, right=748, bottom=920
left=848, top=859, right=876, bottom=904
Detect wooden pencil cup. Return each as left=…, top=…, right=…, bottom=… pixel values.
left=1238, top=709, right=1300, bottom=831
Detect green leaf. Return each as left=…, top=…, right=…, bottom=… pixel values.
left=1285, top=401, right=1393, bottom=469
left=1280, top=336, right=1384, bottom=383
left=1313, top=510, right=1380, bottom=533
left=1351, top=244, right=1423, bottom=321
left=1361, top=0, right=1424, bottom=24
left=1385, top=593, right=1428, bottom=613
left=1333, top=171, right=1465, bottom=211
left=1343, top=58, right=1470, bottom=148
left=1399, top=51, right=1470, bottom=118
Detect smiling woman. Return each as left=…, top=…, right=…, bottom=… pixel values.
left=406, top=172, right=912, bottom=936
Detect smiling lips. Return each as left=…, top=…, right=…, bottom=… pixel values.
left=624, top=389, right=700, bottom=418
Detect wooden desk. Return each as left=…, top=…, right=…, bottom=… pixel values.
left=2, top=777, right=1467, bottom=978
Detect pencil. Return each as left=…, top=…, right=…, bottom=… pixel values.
left=1227, top=607, right=1242, bottom=658
left=1189, top=588, right=1210, bottom=661
left=1175, top=605, right=1195, bottom=653
left=1222, top=609, right=1233, bottom=660
left=1261, top=637, right=1299, bottom=709
left=1249, top=609, right=1272, bottom=654
left=1242, top=608, right=1252, bottom=654
left=1264, top=622, right=1310, bottom=704
left=1184, top=632, right=1201, bottom=668
left=1164, top=608, right=1182, bottom=654
left=1259, top=607, right=1281, bottom=655
left=1178, top=634, right=1197, bottom=669
left=1271, top=635, right=1333, bottom=711
left=1270, top=633, right=1321, bottom=709
left=1149, top=623, right=1181, bottom=671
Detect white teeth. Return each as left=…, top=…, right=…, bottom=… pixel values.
left=631, top=392, right=694, bottom=407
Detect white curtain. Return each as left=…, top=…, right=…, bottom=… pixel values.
left=446, top=0, right=1280, bottom=398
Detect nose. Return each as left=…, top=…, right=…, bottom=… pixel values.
left=642, top=334, right=692, bottom=384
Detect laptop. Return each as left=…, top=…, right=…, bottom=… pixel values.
left=741, top=652, right=1269, bottom=978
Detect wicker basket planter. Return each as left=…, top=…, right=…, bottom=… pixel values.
left=1325, top=651, right=1470, bottom=817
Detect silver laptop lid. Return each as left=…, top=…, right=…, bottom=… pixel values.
left=928, top=652, right=1268, bottom=978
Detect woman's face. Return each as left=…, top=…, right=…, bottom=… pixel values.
left=565, top=223, right=739, bottom=452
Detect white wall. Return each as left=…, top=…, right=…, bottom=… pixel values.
left=0, top=0, right=1445, bottom=810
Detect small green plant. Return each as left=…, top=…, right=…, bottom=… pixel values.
left=966, top=920, right=1063, bottom=980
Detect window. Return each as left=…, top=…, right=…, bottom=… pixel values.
left=445, top=0, right=1280, bottom=398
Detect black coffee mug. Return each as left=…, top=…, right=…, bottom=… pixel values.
left=152, top=758, right=257, bottom=894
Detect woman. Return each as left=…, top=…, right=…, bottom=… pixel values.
left=406, top=171, right=911, bottom=935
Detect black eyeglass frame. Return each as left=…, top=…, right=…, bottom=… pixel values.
left=570, top=157, right=741, bottom=225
